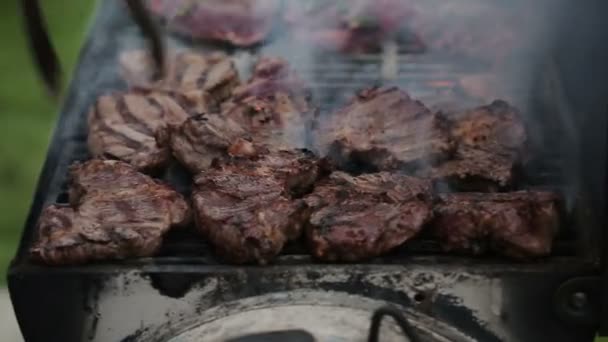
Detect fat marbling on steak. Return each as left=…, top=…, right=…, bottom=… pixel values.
left=304, top=171, right=433, bottom=261
left=192, top=149, right=327, bottom=264
left=314, top=86, right=454, bottom=173
left=421, top=100, right=528, bottom=191
left=30, top=159, right=190, bottom=265
left=432, top=191, right=560, bottom=259
left=146, top=0, right=280, bottom=46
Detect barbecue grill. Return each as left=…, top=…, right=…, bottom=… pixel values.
left=8, top=0, right=608, bottom=341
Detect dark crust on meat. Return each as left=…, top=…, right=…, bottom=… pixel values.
left=421, top=100, right=527, bottom=191
left=316, top=86, right=455, bottom=173
left=192, top=150, right=325, bottom=264
left=30, top=160, right=190, bottom=265
left=305, top=171, right=433, bottom=261
left=431, top=191, right=559, bottom=259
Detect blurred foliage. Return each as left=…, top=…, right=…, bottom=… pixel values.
left=0, top=0, right=95, bottom=283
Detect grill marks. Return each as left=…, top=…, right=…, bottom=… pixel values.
left=30, top=160, right=190, bottom=265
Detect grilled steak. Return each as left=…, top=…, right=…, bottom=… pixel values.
left=146, top=0, right=280, bottom=46
left=421, top=100, right=527, bottom=191
left=87, top=91, right=191, bottom=172
left=315, top=87, right=454, bottom=173
left=222, top=57, right=311, bottom=133
left=192, top=150, right=325, bottom=264
left=171, top=58, right=312, bottom=173
left=305, top=171, right=433, bottom=261
left=119, top=50, right=240, bottom=112
left=30, top=159, right=190, bottom=265
left=284, top=0, right=422, bottom=53
left=432, top=191, right=559, bottom=259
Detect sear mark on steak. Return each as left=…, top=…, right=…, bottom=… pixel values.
left=146, top=0, right=280, bottom=46
left=30, top=159, right=190, bottom=265
left=315, top=86, right=455, bottom=173
left=87, top=91, right=191, bottom=172
left=120, top=50, right=240, bottom=112
left=192, top=150, right=325, bottom=264
left=304, top=171, right=433, bottom=262
left=420, top=100, right=527, bottom=191
left=431, top=191, right=559, bottom=259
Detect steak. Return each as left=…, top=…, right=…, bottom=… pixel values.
left=315, top=87, right=455, bottom=173
left=171, top=58, right=312, bottom=173
left=431, top=191, right=560, bottom=259
left=192, top=150, right=325, bottom=264
left=304, top=171, right=433, bottom=261
left=284, top=0, right=423, bottom=53
left=146, top=0, right=280, bottom=46
left=30, top=159, right=190, bottom=265
left=87, top=91, right=191, bottom=172
left=119, top=50, right=240, bottom=112
left=421, top=100, right=527, bottom=191
left=222, top=57, right=311, bottom=135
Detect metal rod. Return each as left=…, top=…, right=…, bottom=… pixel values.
left=21, top=0, right=62, bottom=97
left=124, top=0, right=166, bottom=81
left=368, top=306, right=421, bottom=342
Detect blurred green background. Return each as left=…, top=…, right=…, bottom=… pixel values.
left=0, top=1, right=606, bottom=341
left=0, top=0, right=95, bottom=283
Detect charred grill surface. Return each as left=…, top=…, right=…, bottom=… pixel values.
left=432, top=191, right=560, bottom=259
left=305, top=171, right=433, bottom=261
left=30, top=160, right=190, bottom=265
left=192, top=150, right=325, bottom=264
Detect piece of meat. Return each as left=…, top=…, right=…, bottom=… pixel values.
left=420, top=100, right=527, bottom=191
left=146, top=0, right=280, bottom=46
left=314, top=87, right=455, bottom=173
left=284, top=0, right=423, bottom=53
left=168, top=113, right=260, bottom=173
left=171, top=59, right=312, bottom=174
left=221, top=57, right=311, bottom=133
left=192, top=150, right=325, bottom=264
left=119, top=50, right=240, bottom=112
left=304, top=171, right=433, bottom=261
left=431, top=191, right=560, bottom=259
left=87, top=91, right=192, bottom=172
left=30, top=160, right=190, bottom=265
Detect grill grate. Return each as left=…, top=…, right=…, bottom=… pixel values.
left=37, top=10, right=578, bottom=265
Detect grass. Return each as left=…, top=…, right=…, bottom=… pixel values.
left=0, top=0, right=94, bottom=283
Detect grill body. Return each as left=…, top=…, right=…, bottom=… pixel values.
left=8, top=0, right=608, bottom=341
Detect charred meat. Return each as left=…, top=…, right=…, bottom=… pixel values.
left=422, top=100, right=527, bottom=191
left=119, top=50, right=240, bottom=112
left=432, top=191, right=560, bottom=259
left=315, top=87, right=454, bottom=173
left=284, top=0, right=422, bottom=53
left=192, top=150, right=325, bottom=264
left=30, top=160, right=190, bottom=265
left=305, top=171, right=433, bottom=261
left=146, top=0, right=280, bottom=46
left=87, top=91, right=191, bottom=172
